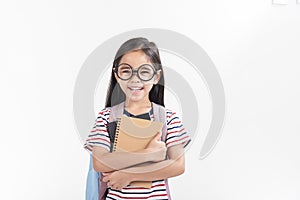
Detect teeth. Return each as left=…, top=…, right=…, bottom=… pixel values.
left=129, top=87, right=142, bottom=90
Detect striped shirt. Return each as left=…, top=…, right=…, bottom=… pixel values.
left=84, top=107, right=190, bottom=200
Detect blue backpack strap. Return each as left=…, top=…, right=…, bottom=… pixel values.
left=86, top=103, right=124, bottom=200
left=86, top=154, right=100, bottom=200
left=152, top=102, right=172, bottom=200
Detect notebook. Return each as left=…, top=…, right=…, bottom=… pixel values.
left=106, top=111, right=151, bottom=152
left=112, top=115, right=163, bottom=188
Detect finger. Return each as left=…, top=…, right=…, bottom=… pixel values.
left=102, top=172, right=109, bottom=176
left=155, top=131, right=162, bottom=141
left=107, top=181, right=113, bottom=187
left=158, top=141, right=166, bottom=146
left=102, top=176, right=108, bottom=182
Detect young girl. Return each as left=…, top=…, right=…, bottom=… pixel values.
left=84, top=37, right=190, bottom=200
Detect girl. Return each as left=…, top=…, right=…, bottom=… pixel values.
left=84, top=37, right=190, bottom=200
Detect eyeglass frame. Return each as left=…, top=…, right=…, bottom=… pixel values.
left=113, top=63, right=160, bottom=81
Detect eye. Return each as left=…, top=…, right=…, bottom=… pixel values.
left=140, top=70, right=151, bottom=74
left=139, top=65, right=153, bottom=75
left=118, top=65, right=132, bottom=73
left=121, top=69, right=131, bottom=73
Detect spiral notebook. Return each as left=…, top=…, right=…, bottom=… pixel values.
left=112, top=115, right=163, bottom=188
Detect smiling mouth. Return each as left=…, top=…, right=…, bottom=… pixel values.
left=128, top=86, right=144, bottom=91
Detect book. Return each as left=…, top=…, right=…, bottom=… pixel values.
left=106, top=121, right=117, bottom=152
left=106, top=112, right=151, bottom=152
left=113, top=115, right=163, bottom=188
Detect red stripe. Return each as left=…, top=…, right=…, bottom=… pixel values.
left=96, top=119, right=106, bottom=123
left=124, top=183, right=166, bottom=190
left=84, top=146, right=92, bottom=152
left=169, top=121, right=181, bottom=126
left=166, top=135, right=189, bottom=146
left=167, top=128, right=185, bottom=135
left=98, top=109, right=110, bottom=115
left=167, top=112, right=176, bottom=118
left=109, top=193, right=167, bottom=199
left=151, top=183, right=165, bottom=188
left=91, top=128, right=107, bottom=133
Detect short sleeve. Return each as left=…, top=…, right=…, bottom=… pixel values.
left=84, top=108, right=111, bottom=153
left=165, top=109, right=191, bottom=148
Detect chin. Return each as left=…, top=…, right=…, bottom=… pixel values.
left=126, top=95, right=146, bottom=102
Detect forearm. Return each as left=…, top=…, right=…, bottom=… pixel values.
left=92, top=146, right=165, bottom=172
left=124, top=156, right=185, bottom=182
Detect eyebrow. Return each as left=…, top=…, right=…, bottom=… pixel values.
left=118, top=63, right=153, bottom=68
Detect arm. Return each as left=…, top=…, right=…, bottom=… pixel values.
left=126, top=143, right=185, bottom=180
left=92, top=145, right=166, bottom=173
left=102, top=109, right=190, bottom=190
left=92, top=132, right=166, bottom=172
left=102, top=144, right=185, bottom=189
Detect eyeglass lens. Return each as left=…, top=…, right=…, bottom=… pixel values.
left=117, top=64, right=155, bottom=81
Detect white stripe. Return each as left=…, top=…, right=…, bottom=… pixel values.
left=107, top=180, right=167, bottom=199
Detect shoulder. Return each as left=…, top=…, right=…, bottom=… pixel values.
left=151, top=102, right=180, bottom=122
left=97, top=107, right=111, bottom=115
left=97, top=107, right=111, bottom=116
left=164, top=108, right=190, bottom=148
left=95, top=107, right=111, bottom=123
left=165, top=108, right=181, bottom=124
left=165, top=108, right=177, bottom=116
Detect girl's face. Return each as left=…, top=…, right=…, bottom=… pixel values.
left=114, top=50, right=161, bottom=104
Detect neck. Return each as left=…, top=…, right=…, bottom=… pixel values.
left=125, top=99, right=152, bottom=114
left=124, top=99, right=152, bottom=110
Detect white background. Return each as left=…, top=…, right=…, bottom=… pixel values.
left=1, top=0, right=300, bottom=199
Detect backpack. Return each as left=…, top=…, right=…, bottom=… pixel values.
left=85, top=101, right=172, bottom=200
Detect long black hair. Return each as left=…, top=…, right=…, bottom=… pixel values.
left=105, top=37, right=165, bottom=107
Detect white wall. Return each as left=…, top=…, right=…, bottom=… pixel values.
left=1, top=0, right=299, bottom=199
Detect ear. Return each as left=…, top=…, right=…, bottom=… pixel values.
left=153, top=69, right=161, bottom=85
left=113, top=69, right=119, bottom=82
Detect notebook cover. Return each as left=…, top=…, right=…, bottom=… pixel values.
left=107, top=121, right=117, bottom=152
left=113, top=116, right=163, bottom=188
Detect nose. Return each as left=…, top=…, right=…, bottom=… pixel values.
left=129, top=71, right=140, bottom=82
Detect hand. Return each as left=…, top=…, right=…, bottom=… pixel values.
left=102, top=171, right=131, bottom=191
left=146, top=131, right=165, bottom=150
left=146, top=131, right=167, bottom=162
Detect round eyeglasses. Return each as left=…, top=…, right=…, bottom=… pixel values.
left=113, top=63, right=158, bottom=81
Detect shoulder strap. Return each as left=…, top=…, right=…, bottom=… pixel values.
left=97, top=102, right=125, bottom=200
left=109, top=101, right=125, bottom=123
left=152, top=102, right=172, bottom=200
left=86, top=154, right=100, bottom=200
left=109, top=101, right=167, bottom=144
left=152, top=102, right=167, bottom=142
left=109, top=101, right=168, bottom=142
